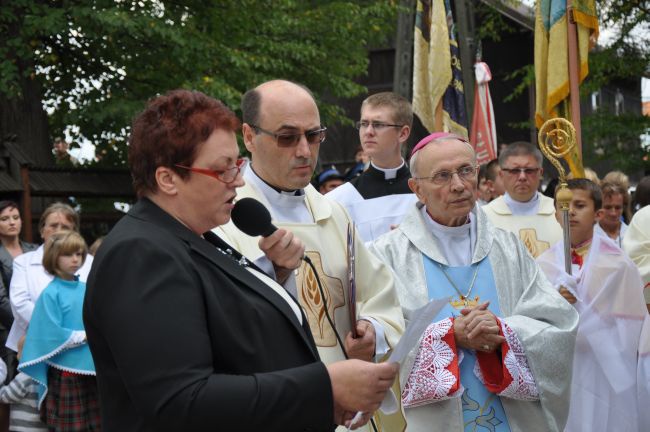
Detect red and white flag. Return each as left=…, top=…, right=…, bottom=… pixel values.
left=470, top=62, right=497, bottom=164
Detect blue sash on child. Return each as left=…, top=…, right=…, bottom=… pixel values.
left=423, top=255, right=511, bottom=432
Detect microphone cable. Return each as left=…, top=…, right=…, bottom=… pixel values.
left=302, top=255, right=379, bottom=432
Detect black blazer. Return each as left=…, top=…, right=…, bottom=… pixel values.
left=84, top=198, right=334, bottom=431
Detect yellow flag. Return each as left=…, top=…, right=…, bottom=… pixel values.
left=535, top=0, right=598, bottom=177
left=413, top=0, right=468, bottom=136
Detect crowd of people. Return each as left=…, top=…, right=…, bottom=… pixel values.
left=0, top=80, right=648, bottom=432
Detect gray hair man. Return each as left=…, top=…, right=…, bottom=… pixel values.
left=369, top=132, right=577, bottom=431
left=482, top=142, right=562, bottom=257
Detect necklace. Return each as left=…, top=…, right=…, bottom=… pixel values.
left=436, top=262, right=480, bottom=309
left=216, top=246, right=250, bottom=267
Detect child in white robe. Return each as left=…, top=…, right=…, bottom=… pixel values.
left=537, top=178, right=649, bottom=432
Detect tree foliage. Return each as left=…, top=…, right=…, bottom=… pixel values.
left=0, top=0, right=398, bottom=166
left=582, top=110, right=650, bottom=174
left=474, top=0, right=649, bottom=173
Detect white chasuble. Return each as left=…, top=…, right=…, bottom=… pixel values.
left=482, top=193, right=562, bottom=258
left=214, top=176, right=406, bottom=432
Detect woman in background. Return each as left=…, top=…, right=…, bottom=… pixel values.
left=7, top=203, right=93, bottom=355
left=0, top=201, right=37, bottom=384
left=0, top=201, right=37, bottom=291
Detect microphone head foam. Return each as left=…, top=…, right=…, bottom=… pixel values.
left=231, top=197, right=274, bottom=237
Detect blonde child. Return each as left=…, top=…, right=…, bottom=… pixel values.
left=18, top=231, right=100, bottom=431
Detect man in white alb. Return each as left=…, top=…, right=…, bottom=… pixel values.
left=482, top=142, right=562, bottom=258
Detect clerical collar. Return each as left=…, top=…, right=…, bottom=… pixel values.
left=369, top=159, right=405, bottom=180
left=249, top=166, right=304, bottom=196
left=504, top=191, right=540, bottom=216
left=420, top=205, right=476, bottom=266
left=244, top=165, right=312, bottom=223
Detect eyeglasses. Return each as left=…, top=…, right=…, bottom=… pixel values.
left=355, top=121, right=403, bottom=131
left=501, top=167, right=540, bottom=177
left=414, top=165, right=478, bottom=185
left=251, top=125, right=327, bottom=148
left=174, top=159, right=246, bottom=184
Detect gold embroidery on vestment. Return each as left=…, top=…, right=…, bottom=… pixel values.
left=296, top=251, right=345, bottom=346
left=519, top=228, right=550, bottom=258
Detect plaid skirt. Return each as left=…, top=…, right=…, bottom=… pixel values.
left=44, top=368, right=102, bottom=431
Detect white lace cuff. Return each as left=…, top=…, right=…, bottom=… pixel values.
left=402, top=318, right=462, bottom=408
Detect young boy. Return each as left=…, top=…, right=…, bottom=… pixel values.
left=537, top=178, right=649, bottom=431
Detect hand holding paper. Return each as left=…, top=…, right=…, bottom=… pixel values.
left=346, top=298, right=450, bottom=430
left=328, top=359, right=398, bottom=427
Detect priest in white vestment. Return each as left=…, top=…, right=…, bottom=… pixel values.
left=369, top=133, right=578, bottom=432
left=623, top=205, right=650, bottom=304
left=622, top=204, right=650, bottom=426
left=482, top=142, right=562, bottom=258
left=214, top=80, right=405, bottom=431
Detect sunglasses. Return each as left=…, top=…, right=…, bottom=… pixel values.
left=251, top=125, right=327, bottom=148
left=501, top=167, right=540, bottom=177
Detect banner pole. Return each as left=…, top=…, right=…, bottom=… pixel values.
left=567, top=0, right=583, bottom=158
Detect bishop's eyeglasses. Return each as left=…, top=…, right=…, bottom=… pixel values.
left=414, top=165, right=478, bottom=185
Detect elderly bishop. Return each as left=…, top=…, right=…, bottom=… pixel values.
left=369, top=133, right=578, bottom=431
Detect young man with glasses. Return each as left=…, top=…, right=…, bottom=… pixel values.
left=327, top=92, right=417, bottom=242
left=214, top=80, right=406, bottom=432
left=482, top=142, right=562, bottom=258
left=368, top=132, right=577, bottom=432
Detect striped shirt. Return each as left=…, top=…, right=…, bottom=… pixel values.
left=0, top=373, right=47, bottom=432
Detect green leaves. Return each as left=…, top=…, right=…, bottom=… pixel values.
left=1, top=0, right=398, bottom=166
left=582, top=110, right=650, bottom=173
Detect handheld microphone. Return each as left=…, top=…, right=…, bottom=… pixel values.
left=231, top=198, right=277, bottom=237
left=231, top=197, right=355, bottom=365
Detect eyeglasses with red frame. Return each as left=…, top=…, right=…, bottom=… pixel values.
left=174, top=159, right=246, bottom=184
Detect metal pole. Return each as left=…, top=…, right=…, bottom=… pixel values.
left=562, top=207, right=572, bottom=274
left=453, top=0, right=475, bottom=126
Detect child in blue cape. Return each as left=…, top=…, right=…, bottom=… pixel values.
left=18, top=230, right=100, bottom=431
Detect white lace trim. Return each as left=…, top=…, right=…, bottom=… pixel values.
left=19, top=333, right=78, bottom=370
left=473, top=320, right=539, bottom=400
left=19, top=334, right=95, bottom=409
left=402, top=318, right=463, bottom=408
left=46, top=361, right=96, bottom=376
